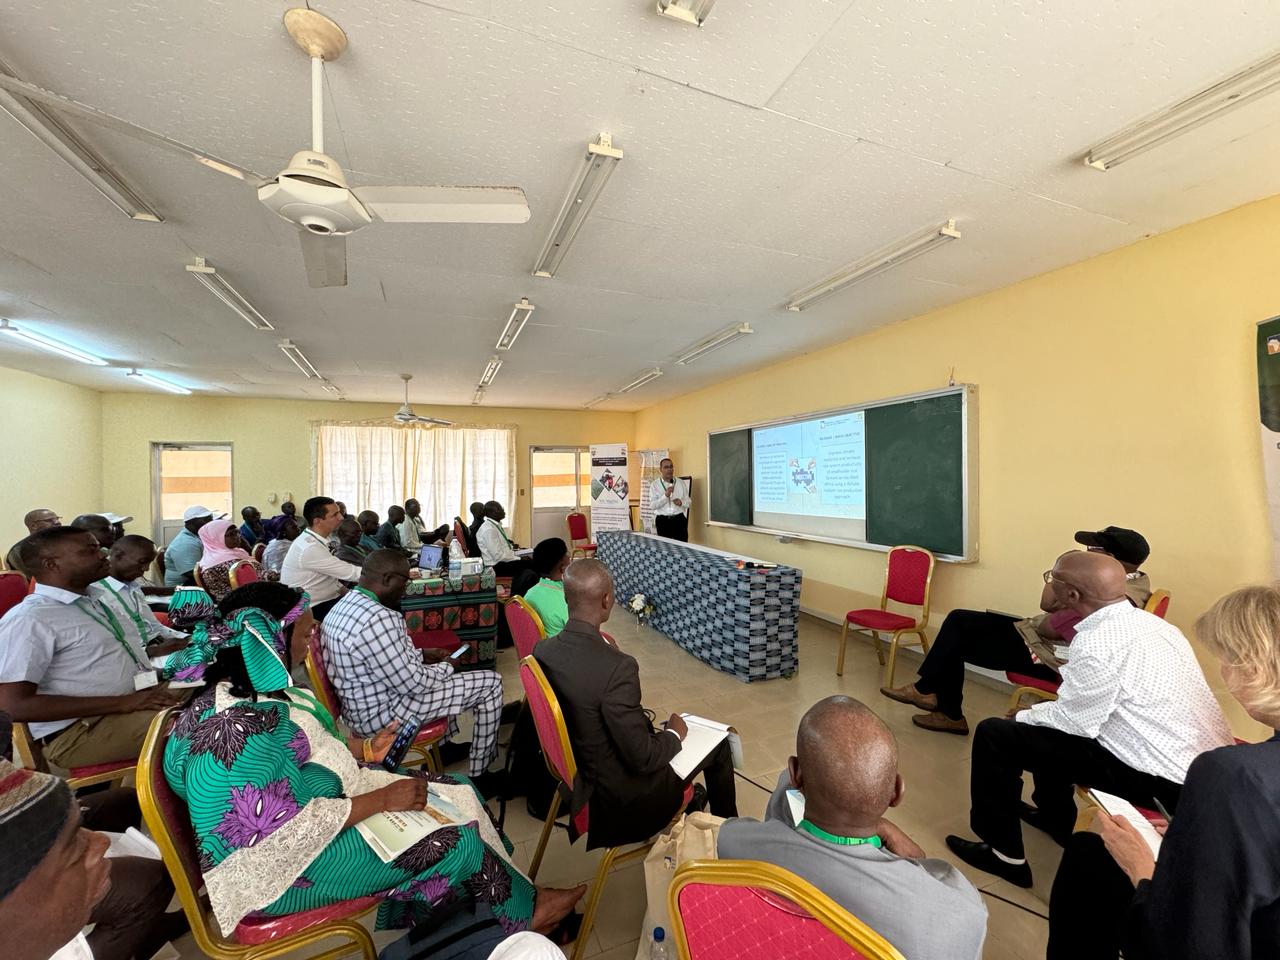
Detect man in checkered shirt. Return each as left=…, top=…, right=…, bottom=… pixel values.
left=320, top=549, right=506, bottom=796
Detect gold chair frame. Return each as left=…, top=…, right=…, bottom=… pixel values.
left=667, top=859, right=906, bottom=960
left=837, top=545, right=936, bottom=686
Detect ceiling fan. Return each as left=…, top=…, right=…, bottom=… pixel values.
left=0, top=8, right=530, bottom=288
left=393, top=374, right=452, bottom=425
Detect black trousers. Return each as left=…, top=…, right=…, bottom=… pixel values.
left=913, top=609, right=1059, bottom=719
left=312, top=596, right=341, bottom=622
left=80, top=789, right=186, bottom=960
left=654, top=513, right=688, bottom=542
left=970, top=717, right=1182, bottom=859
left=1047, top=832, right=1138, bottom=960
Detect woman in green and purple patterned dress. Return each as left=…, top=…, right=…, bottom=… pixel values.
left=162, top=582, right=584, bottom=937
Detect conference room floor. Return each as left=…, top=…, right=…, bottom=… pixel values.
left=163, top=613, right=1056, bottom=960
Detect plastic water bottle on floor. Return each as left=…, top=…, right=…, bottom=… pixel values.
left=651, top=926, right=671, bottom=960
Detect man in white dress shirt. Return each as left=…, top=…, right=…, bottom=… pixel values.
left=0, top=528, right=184, bottom=768
left=280, top=496, right=361, bottom=621
left=945, top=551, right=1232, bottom=887
left=476, top=501, right=535, bottom=579
left=649, top=458, right=690, bottom=542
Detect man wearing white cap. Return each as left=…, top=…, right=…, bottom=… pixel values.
left=162, top=506, right=220, bottom=587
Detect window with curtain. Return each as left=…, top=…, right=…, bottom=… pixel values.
left=313, top=421, right=517, bottom=529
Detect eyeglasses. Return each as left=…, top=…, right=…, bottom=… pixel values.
left=1042, top=570, right=1083, bottom=592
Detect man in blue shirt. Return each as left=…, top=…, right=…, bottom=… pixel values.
left=238, top=506, right=266, bottom=548
left=163, top=506, right=217, bottom=587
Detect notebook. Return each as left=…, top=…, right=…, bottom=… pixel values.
left=669, top=714, right=744, bottom=780
left=1089, top=788, right=1164, bottom=858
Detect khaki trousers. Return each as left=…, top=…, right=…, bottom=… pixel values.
left=44, top=709, right=158, bottom=768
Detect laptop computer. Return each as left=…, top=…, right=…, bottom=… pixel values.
left=418, top=543, right=444, bottom=572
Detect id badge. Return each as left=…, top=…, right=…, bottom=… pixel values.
left=133, top=670, right=159, bottom=691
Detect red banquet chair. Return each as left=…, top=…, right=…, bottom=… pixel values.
left=566, top=511, right=596, bottom=560
left=838, top=546, right=935, bottom=685
left=505, top=596, right=546, bottom=659
left=305, top=628, right=447, bottom=773
left=668, top=860, right=906, bottom=960
left=10, top=719, right=135, bottom=790
left=252, top=542, right=266, bottom=563
left=137, top=709, right=379, bottom=960
left=451, top=518, right=470, bottom=557
left=228, top=559, right=260, bottom=590
left=0, top=570, right=29, bottom=618
left=520, top=655, right=690, bottom=960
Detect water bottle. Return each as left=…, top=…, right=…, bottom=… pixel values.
left=651, top=926, right=671, bottom=960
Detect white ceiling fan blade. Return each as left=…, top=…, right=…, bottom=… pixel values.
left=298, top=231, right=347, bottom=288
left=0, top=68, right=270, bottom=186
left=353, top=186, right=530, bottom=224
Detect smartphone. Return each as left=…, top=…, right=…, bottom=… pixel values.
left=381, top=717, right=423, bottom=772
left=448, top=644, right=471, bottom=661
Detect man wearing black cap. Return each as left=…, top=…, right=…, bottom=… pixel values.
left=880, top=527, right=1154, bottom=735
left=1073, top=526, right=1151, bottom=608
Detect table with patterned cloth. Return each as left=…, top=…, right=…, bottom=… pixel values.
left=596, top=531, right=801, bottom=682
left=400, top=571, right=498, bottom=669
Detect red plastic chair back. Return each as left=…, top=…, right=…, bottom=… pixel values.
left=452, top=518, right=470, bottom=557
left=506, top=598, right=545, bottom=659
left=885, top=547, right=932, bottom=606
left=0, top=571, right=29, bottom=618
left=1150, top=593, right=1171, bottom=619
left=252, top=542, right=265, bottom=563
left=519, top=658, right=575, bottom=788
left=228, top=559, right=259, bottom=589
left=567, top=512, right=589, bottom=540
left=676, top=883, right=871, bottom=959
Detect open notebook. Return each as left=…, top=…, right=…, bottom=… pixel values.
left=669, top=714, right=744, bottom=780
left=1089, top=788, right=1164, bottom=858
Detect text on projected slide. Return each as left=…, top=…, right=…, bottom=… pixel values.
left=752, top=412, right=866, bottom=541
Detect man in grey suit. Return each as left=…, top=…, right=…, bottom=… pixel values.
left=718, top=696, right=987, bottom=960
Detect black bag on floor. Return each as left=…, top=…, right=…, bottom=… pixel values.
left=378, top=901, right=507, bottom=960
left=506, top=705, right=557, bottom=820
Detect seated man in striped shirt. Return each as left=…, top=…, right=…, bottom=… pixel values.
left=320, top=549, right=507, bottom=798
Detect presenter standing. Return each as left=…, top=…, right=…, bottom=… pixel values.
left=650, top=458, right=690, bottom=542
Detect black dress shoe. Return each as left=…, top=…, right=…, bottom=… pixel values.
left=1019, top=802, right=1072, bottom=847
left=437, top=740, right=472, bottom=767
left=944, top=835, right=1033, bottom=888
left=684, top=783, right=709, bottom=815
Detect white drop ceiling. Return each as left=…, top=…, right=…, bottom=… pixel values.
left=2, top=0, right=1280, bottom=410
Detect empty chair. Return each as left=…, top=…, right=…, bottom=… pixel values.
left=838, top=546, right=935, bottom=685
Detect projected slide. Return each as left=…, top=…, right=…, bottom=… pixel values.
left=752, top=412, right=866, bottom=540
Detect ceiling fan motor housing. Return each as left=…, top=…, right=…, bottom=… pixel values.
left=257, top=150, right=372, bottom=235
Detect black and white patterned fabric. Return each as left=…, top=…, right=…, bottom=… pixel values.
left=596, top=531, right=800, bottom=682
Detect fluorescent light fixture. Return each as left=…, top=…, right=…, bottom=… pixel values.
left=657, top=0, right=716, bottom=26
left=583, top=394, right=611, bottom=408
left=786, top=219, right=961, bottom=312
left=616, top=367, right=663, bottom=394
left=126, top=368, right=191, bottom=395
left=472, top=387, right=485, bottom=405
left=186, top=258, right=274, bottom=331
left=0, top=318, right=108, bottom=365
left=0, top=59, right=162, bottom=222
left=532, top=133, right=624, bottom=278
left=278, top=339, right=322, bottom=379
left=479, top=355, right=503, bottom=388
left=495, top=298, right=535, bottom=351
left=1085, top=51, right=1280, bottom=170
left=319, top=380, right=342, bottom=395
left=675, top=322, right=753, bottom=365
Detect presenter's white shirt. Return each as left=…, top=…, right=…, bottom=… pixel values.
left=477, top=518, right=518, bottom=566
left=650, top=477, right=690, bottom=517
left=280, top=529, right=361, bottom=604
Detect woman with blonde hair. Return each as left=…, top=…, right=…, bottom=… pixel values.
left=1046, top=583, right=1280, bottom=959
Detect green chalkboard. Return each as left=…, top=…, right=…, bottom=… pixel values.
left=708, top=429, right=751, bottom=525
left=865, top=393, right=965, bottom=556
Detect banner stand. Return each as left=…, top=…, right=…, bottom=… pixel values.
left=590, top=443, right=631, bottom=533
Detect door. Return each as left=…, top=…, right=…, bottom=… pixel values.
left=151, top=443, right=234, bottom=546
left=529, top=446, right=591, bottom=547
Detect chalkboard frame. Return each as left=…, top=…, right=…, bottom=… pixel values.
left=706, top=384, right=977, bottom=562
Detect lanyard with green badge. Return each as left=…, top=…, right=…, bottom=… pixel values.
left=99, top=581, right=152, bottom=644
left=797, top=819, right=883, bottom=848
left=488, top=518, right=514, bottom=547
left=77, top=596, right=156, bottom=687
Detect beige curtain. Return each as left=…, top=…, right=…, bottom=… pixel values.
left=314, top=421, right=517, bottom=528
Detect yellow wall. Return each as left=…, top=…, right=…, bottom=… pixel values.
left=636, top=193, right=1280, bottom=738
left=0, top=367, right=103, bottom=549
left=99, top=394, right=634, bottom=547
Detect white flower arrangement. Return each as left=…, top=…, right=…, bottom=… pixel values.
left=627, top=593, right=655, bottom=623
